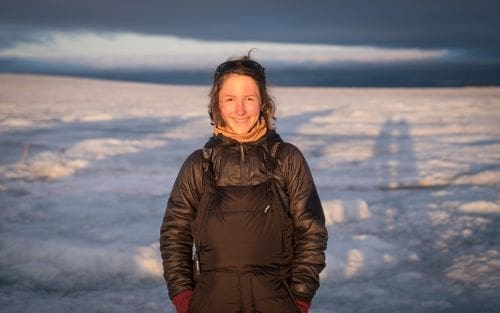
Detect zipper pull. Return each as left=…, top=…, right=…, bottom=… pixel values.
left=195, top=253, right=201, bottom=275
left=264, top=204, right=270, bottom=214
left=240, top=143, right=245, bottom=162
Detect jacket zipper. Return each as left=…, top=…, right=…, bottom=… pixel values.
left=240, top=143, right=246, bottom=185
left=239, top=143, right=245, bottom=162
left=264, top=196, right=286, bottom=254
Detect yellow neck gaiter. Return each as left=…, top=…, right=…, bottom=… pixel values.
left=213, top=118, right=267, bottom=143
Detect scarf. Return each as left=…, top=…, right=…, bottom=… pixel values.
left=213, top=118, right=267, bottom=143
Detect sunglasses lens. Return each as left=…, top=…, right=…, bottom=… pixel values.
left=215, top=60, right=265, bottom=79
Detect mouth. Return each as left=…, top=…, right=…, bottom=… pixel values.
left=233, top=118, right=248, bottom=123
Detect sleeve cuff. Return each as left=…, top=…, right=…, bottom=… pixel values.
left=172, top=290, right=193, bottom=313
left=296, top=298, right=311, bottom=313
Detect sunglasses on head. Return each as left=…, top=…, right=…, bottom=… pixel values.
left=214, top=59, right=265, bottom=80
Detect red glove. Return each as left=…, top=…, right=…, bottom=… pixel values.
left=172, top=290, right=193, bottom=313
left=296, top=299, right=311, bottom=313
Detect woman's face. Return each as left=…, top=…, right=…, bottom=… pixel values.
left=218, top=74, right=261, bottom=134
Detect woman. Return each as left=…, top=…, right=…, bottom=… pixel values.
left=160, top=54, right=328, bottom=313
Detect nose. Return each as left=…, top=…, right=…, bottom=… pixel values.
left=235, top=99, right=246, bottom=116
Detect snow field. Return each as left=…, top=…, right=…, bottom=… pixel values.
left=1, top=74, right=499, bottom=312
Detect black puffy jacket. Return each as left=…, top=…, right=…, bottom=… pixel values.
left=160, top=130, right=328, bottom=312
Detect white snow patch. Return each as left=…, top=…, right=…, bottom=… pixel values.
left=428, top=211, right=452, bottom=225
left=70, top=138, right=165, bottom=160
left=134, top=244, right=163, bottom=278
left=0, top=237, right=162, bottom=291
left=446, top=250, right=500, bottom=288
left=1, top=117, right=35, bottom=128
left=455, top=170, right=500, bottom=186
left=323, top=199, right=371, bottom=225
left=2, top=152, right=89, bottom=180
left=323, top=234, right=411, bottom=281
left=457, top=201, right=500, bottom=214
left=0, top=138, right=166, bottom=180
left=79, top=113, right=115, bottom=122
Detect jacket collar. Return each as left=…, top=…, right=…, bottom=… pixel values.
left=207, top=129, right=281, bottom=148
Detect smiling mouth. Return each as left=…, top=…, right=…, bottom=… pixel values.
left=233, top=118, right=248, bottom=122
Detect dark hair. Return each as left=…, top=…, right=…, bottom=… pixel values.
left=208, top=53, right=276, bottom=129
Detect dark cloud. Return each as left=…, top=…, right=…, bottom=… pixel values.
left=1, top=0, right=499, bottom=53
left=2, top=0, right=499, bottom=86
left=2, top=56, right=499, bottom=87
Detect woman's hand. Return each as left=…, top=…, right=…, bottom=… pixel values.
left=172, top=290, right=193, bottom=313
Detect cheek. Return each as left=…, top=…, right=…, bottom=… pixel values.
left=248, top=102, right=261, bottom=116
left=218, top=102, right=232, bottom=120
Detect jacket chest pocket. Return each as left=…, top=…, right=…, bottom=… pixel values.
left=200, top=183, right=286, bottom=265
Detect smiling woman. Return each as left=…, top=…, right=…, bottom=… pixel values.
left=159, top=54, right=328, bottom=313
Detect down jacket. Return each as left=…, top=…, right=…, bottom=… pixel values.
left=160, top=130, right=328, bottom=312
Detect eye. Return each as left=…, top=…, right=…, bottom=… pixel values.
left=245, top=97, right=256, bottom=102
left=221, top=97, right=234, bottom=102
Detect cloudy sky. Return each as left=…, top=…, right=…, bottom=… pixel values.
left=1, top=0, right=499, bottom=86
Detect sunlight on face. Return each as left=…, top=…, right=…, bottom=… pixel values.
left=218, top=74, right=261, bottom=134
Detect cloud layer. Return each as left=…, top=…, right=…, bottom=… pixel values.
left=2, top=0, right=499, bottom=52
left=1, top=1, right=499, bottom=86
left=0, top=31, right=449, bottom=70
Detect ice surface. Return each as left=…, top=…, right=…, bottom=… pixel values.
left=1, top=74, right=499, bottom=312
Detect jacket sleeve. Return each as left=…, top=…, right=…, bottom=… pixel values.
left=281, top=143, right=328, bottom=301
left=159, top=149, right=204, bottom=300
